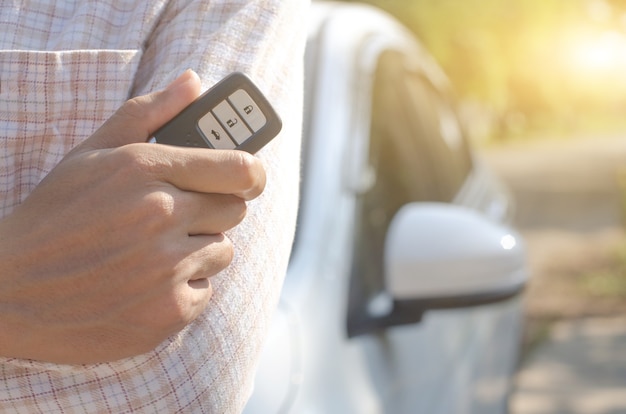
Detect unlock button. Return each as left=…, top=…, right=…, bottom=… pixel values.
left=213, top=100, right=252, bottom=145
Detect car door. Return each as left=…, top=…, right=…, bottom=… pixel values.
left=346, top=48, right=512, bottom=413
left=347, top=48, right=474, bottom=336
left=245, top=4, right=524, bottom=412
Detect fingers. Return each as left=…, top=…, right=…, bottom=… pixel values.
left=0, top=70, right=270, bottom=363
left=179, top=233, right=235, bottom=281
left=66, top=68, right=266, bottom=200
left=175, top=278, right=212, bottom=327
left=149, top=235, right=229, bottom=331
left=150, top=146, right=267, bottom=200
left=124, top=273, right=214, bottom=349
left=128, top=234, right=231, bottom=332
left=184, top=193, right=247, bottom=236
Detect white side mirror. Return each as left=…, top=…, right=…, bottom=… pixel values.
left=384, top=203, right=527, bottom=304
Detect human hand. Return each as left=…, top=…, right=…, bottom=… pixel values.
left=0, top=70, right=266, bottom=364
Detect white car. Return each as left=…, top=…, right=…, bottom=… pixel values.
left=244, top=2, right=528, bottom=413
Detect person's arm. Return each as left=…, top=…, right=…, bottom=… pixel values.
left=0, top=1, right=308, bottom=412
left=0, top=70, right=265, bottom=364
left=126, top=0, right=308, bottom=410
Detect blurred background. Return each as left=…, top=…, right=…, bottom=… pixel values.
left=344, top=0, right=626, bottom=413
left=347, top=0, right=626, bottom=141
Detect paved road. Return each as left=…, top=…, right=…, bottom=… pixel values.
left=510, top=316, right=626, bottom=414
left=482, top=135, right=626, bottom=414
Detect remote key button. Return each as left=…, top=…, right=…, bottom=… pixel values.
left=213, top=100, right=252, bottom=144
left=229, top=89, right=267, bottom=132
left=197, top=111, right=236, bottom=149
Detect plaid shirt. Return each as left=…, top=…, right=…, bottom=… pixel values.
left=0, top=0, right=307, bottom=412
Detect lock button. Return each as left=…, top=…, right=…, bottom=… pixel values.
left=229, top=89, right=267, bottom=132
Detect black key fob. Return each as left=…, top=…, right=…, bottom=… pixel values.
left=153, top=72, right=282, bottom=154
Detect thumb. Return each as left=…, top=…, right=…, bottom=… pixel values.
left=74, top=69, right=202, bottom=152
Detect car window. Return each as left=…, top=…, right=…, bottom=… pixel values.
left=370, top=50, right=472, bottom=202
left=348, top=49, right=473, bottom=335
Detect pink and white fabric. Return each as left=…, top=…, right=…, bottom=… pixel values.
left=0, top=0, right=307, bottom=412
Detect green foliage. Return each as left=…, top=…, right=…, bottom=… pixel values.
left=343, top=0, right=626, bottom=139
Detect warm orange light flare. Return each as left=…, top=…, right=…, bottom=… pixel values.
left=566, top=30, right=626, bottom=75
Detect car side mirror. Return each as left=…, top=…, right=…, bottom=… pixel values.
left=385, top=202, right=527, bottom=305
left=348, top=202, right=528, bottom=337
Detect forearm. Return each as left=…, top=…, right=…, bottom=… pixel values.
left=0, top=0, right=309, bottom=412
left=131, top=1, right=309, bottom=408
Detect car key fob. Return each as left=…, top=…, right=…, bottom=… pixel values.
left=153, top=72, right=282, bottom=154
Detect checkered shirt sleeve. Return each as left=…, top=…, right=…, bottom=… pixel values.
left=0, top=0, right=308, bottom=412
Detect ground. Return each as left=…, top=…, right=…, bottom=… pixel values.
left=481, top=135, right=626, bottom=323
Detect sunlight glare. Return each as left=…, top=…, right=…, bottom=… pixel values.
left=500, top=235, right=516, bottom=250
left=568, top=30, right=626, bottom=74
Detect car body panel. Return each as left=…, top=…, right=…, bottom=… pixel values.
left=244, top=2, right=526, bottom=413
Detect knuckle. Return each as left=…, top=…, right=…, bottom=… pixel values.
left=224, top=195, right=248, bottom=224
left=200, top=234, right=234, bottom=273
left=117, top=95, right=149, bottom=122
left=109, top=145, right=166, bottom=178
left=123, top=190, right=177, bottom=234
left=164, top=292, right=208, bottom=329
left=235, top=199, right=248, bottom=223
left=150, top=297, right=186, bottom=332
left=145, top=190, right=176, bottom=218
left=230, top=152, right=264, bottom=192
left=222, top=236, right=235, bottom=266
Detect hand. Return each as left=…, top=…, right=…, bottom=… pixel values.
left=0, top=70, right=266, bottom=364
